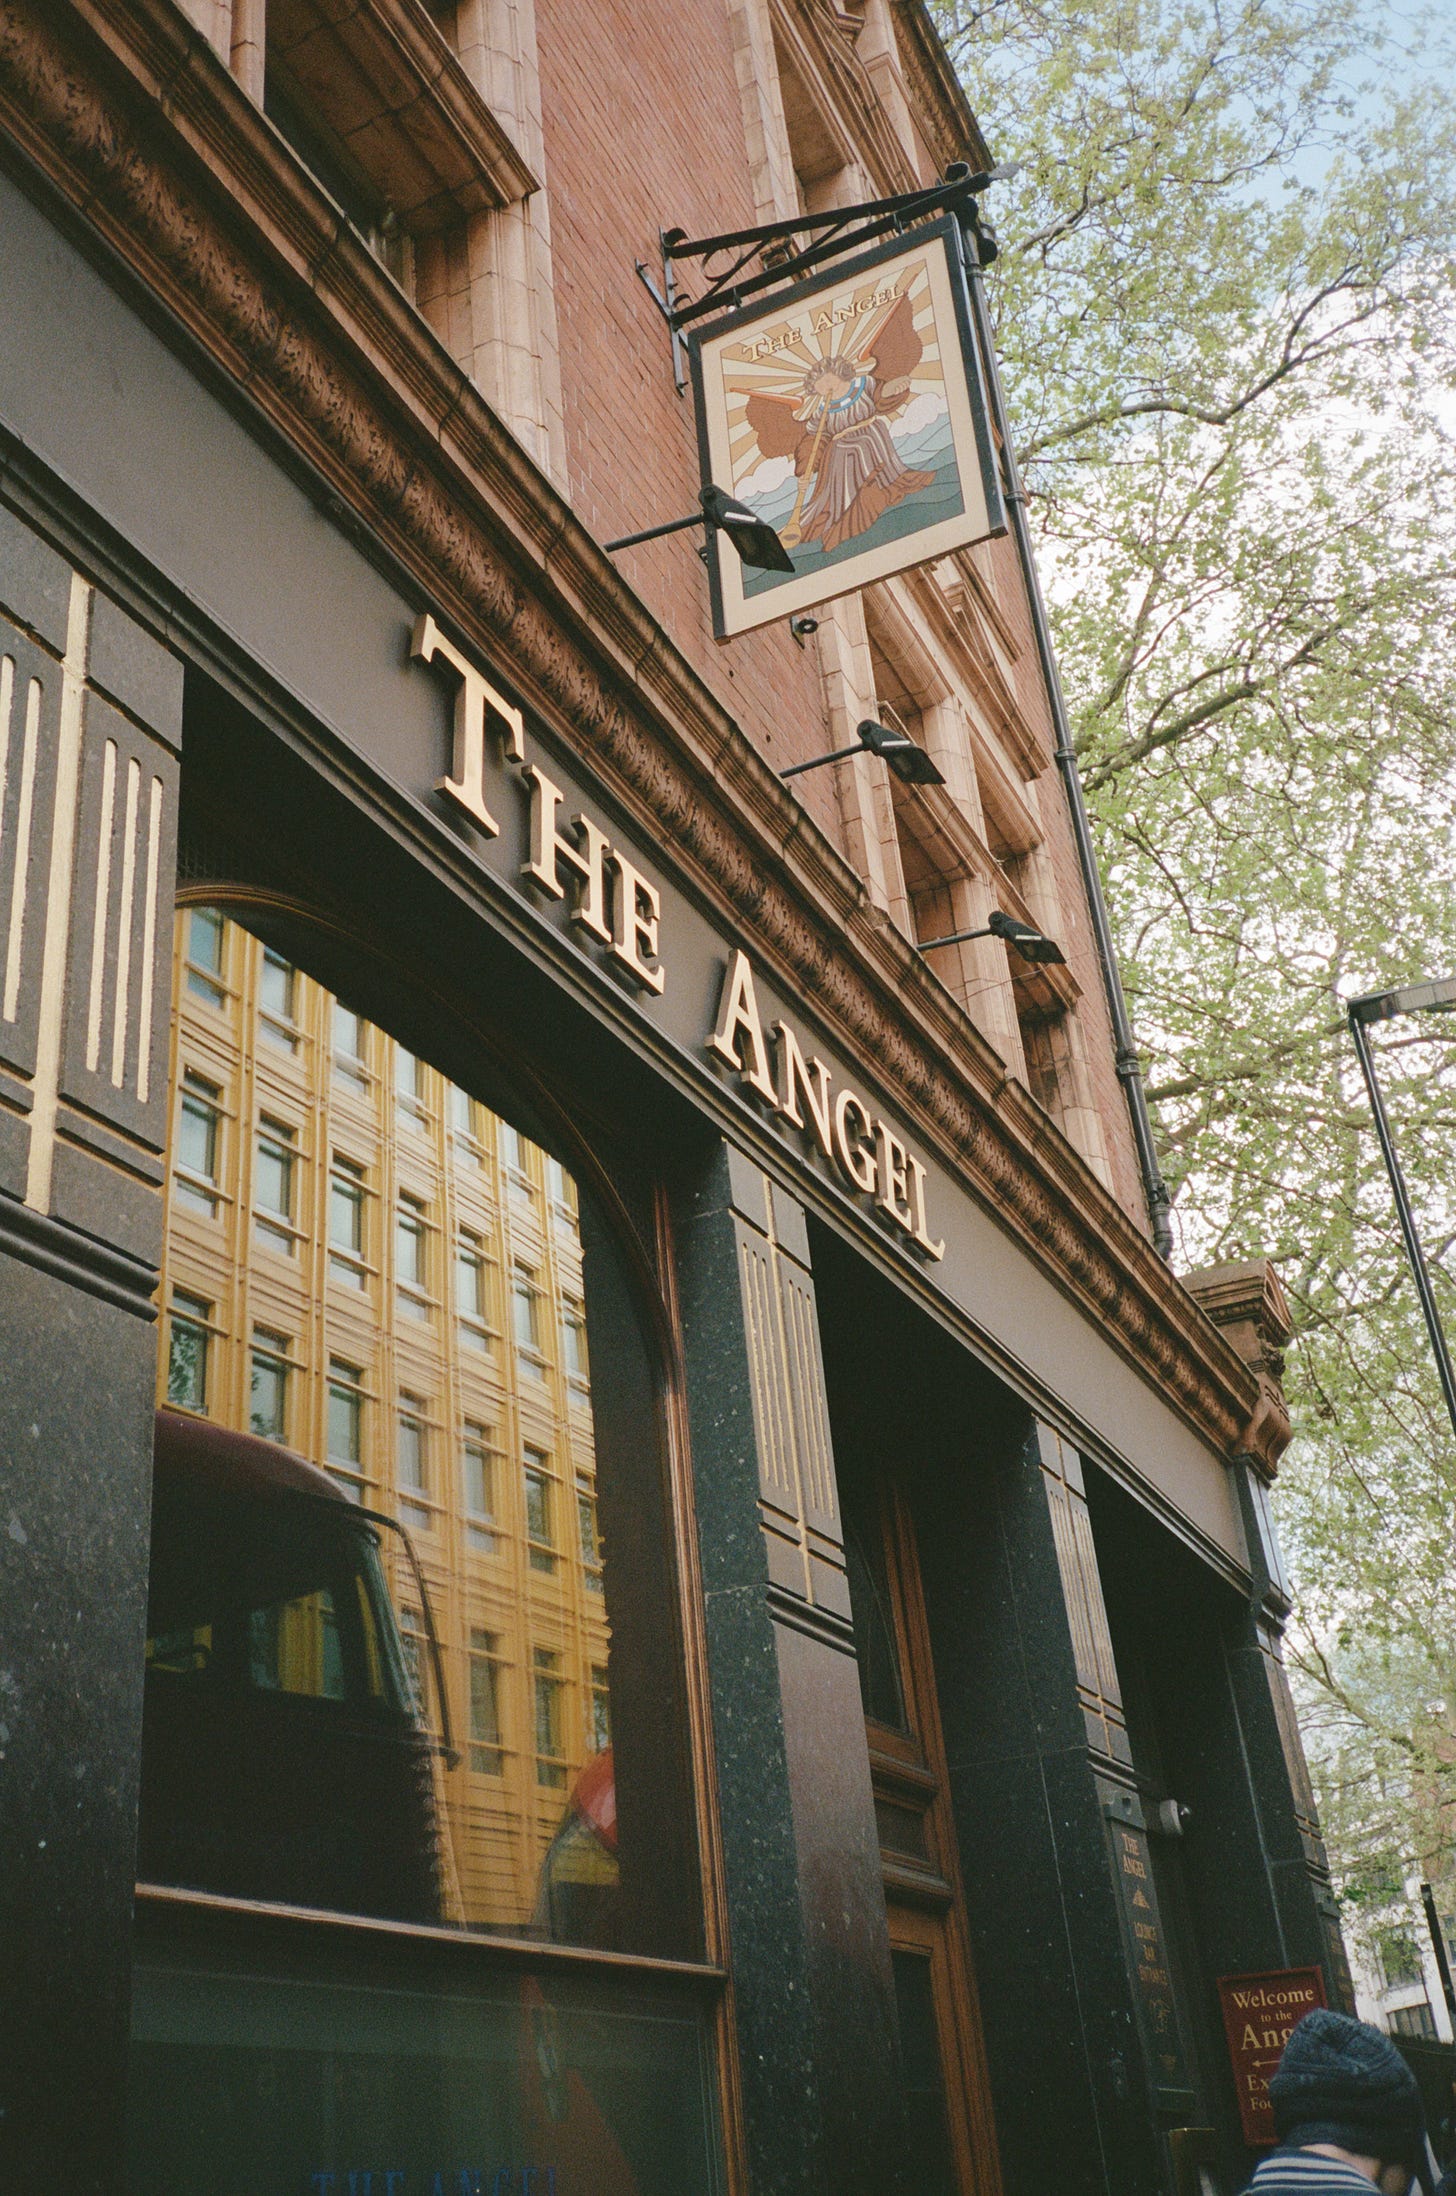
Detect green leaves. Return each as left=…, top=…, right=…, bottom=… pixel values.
left=935, top=0, right=1456, bottom=1912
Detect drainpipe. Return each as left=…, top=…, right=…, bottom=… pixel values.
left=957, top=202, right=1175, bottom=1260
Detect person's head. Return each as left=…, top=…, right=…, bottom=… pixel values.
left=802, top=357, right=859, bottom=406
left=1269, top=2009, right=1425, bottom=2193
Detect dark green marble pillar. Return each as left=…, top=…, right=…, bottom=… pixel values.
left=672, top=1141, right=902, bottom=2196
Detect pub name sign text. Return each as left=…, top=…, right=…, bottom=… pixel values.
left=412, top=616, right=943, bottom=1260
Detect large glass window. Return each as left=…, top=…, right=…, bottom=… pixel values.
left=150, top=902, right=702, bottom=1969
left=142, top=898, right=712, bottom=2196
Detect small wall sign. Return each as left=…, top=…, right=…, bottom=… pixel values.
left=1217, top=1966, right=1327, bottom=2146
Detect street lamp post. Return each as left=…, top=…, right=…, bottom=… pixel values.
left=1347, top=978, right=1456, bottom=1446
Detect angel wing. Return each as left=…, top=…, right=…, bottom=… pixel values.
left=745, top=392, right=818, bottom=476
left=853, top=288, right=923, bottom=410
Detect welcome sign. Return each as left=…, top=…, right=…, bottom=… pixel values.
left=1217, top=1967, right=1327, bottom=2146
left=688, top=217, right=1005, bottom=637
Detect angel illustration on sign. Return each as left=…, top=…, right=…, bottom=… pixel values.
left=738, top=283, right=939, bottom=554
left=694, top=229, right=1000, bottom=635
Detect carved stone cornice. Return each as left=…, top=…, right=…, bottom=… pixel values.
left=890, top=0, right=991, bottom=176
left=769, top=0, right=918, bottom=197
left=0, top=0, right=1273, bottom=1467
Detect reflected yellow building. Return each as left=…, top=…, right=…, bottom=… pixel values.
left=156, top=904, right=611, bottom=1932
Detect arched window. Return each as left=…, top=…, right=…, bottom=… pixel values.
left=144, top=897, right=701, bottom=1962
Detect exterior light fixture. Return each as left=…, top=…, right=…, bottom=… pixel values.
left=604, top=484, right=795, bottom=574
left=1347, top=976, right=1456, bottom=1443
left=780, top=717, right=945, bottom=788
left=919, top=908, right=1066, bottom=965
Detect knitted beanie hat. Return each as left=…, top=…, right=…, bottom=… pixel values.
left=1269, top=2009, right=1425, bottom=2167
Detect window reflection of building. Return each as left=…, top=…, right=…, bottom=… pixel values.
left=175, top=1073, right=222, bottom=1215
left=166, top=1292, right=211, bottom=1411
left=249, top=1329, right=290, bottom=1442
left=156, top=906, right=613, bottom=1936
left=533, top=1647, right=566, bottom=1788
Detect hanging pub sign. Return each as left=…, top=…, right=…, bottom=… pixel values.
left=688, top=215, right=1006, bottom=639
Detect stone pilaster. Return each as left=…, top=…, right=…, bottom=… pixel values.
left=0, top=496, right=182, bottom=2191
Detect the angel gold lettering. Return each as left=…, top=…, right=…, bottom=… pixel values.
left=707, top=951, right=944, bottom=1258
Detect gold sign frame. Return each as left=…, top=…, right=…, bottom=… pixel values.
left=689, top=217, right=1006, bottom=639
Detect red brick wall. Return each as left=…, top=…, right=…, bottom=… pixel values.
left=535, top=0, right=839, bottom=851
left=535, top=0, right=1150, bottom=1232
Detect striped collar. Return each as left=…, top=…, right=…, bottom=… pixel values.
left=1245, top=2150, right=1380, bottom=2195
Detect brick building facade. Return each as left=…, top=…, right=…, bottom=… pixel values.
left=0, top=1, right=1346, bottom=2192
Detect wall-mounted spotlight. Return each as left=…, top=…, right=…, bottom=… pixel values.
left=920, top=908, right=1066, bottom=965
left=789, top=615, right=820, bottom=647
left=604, top=484, right=795, bottom=574
left=780, top=717, right=945, bottom=788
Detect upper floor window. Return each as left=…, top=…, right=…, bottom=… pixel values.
left=396, top=1394, right=430, bottom=1531
left=394, top=1046, right=429, bottom=1133
left=468, top=1628, right=505, bottom=1776
left=456, top=1229, right=496, bottom=1352
left=545, top=1153, right=577, bottom=1224
left=326, top=1360, right=367, bottom=1500
left=328, top=1156, right=369, bottom=1289
left=577, top=1475, right=603, bottom=1594
left=512, top=1262, right=545, bottom=1376
left=450, top=1082, right=484, bottom=1155
left=166, top=1291, right=212, bottom=1413
left=175, top=1073, right=222, bottom=1217
left=258, top=949, right=299, bottom=1052
left=396, top=1194, right=431, bottom=1319
left=461, top=1421, right=498, bottom=1553
left=332, top=1002, right=370, bottom=1090
left=532, top=1647, right=567, bottom=1788
left=524, top=1447, right=556, bottom=1574
left=253, top=1119, right=298, bottom=1255
left=499, top=1122, right=538, bottom=1207
left=562, top=1295, right=589, bottom=1391
left=184, top=908, right=226, bottom=1008
left=264, top=66, right=414, bottom=291
left=249, top=1328, right=291, bottom=1443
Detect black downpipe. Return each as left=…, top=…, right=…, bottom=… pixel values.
left=958, top=207, right=1175, bottom=1261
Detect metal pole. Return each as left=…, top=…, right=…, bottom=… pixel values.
left=779, top=739, right=874, bottom=780
left=1421, top=1882, right=1456, bottom=2037
left=959, top=218, right=1174, bottom=1259
left=919, top=926, right=995, bottom=954
left=603, top=511, right=705, bottom=554
left=1348, top=1010, right=1456, bottom=1446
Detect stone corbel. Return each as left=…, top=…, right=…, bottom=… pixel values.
left=1183, top=1258, right=1294, bottom=1476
